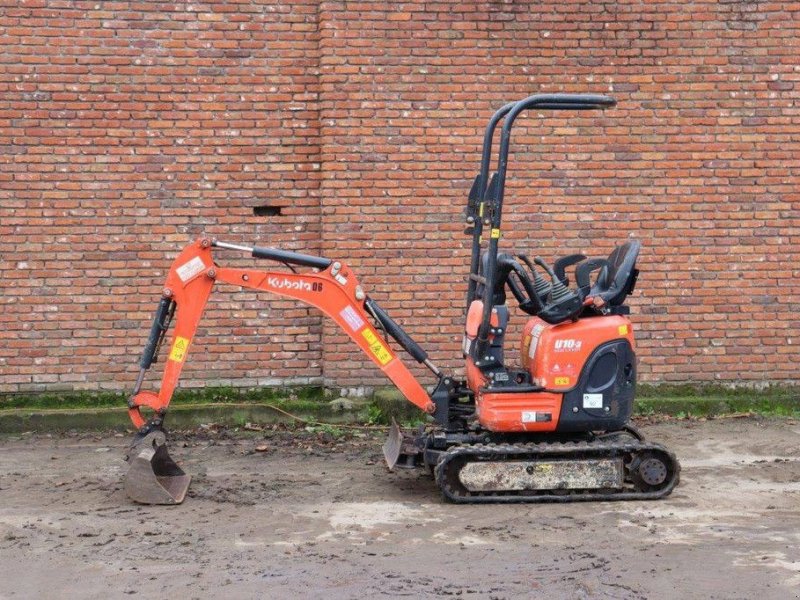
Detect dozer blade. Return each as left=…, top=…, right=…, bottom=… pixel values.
left=124, top=430, right=191, bottom=505
left=382, top=419, right=421, bottom=470
left=382, top=419, right=403, bottom=471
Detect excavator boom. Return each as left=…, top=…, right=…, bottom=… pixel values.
left=125, top=237, right=436, bottom=504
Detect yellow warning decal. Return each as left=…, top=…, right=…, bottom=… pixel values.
left=554, top=376, right=571, bottom=386
left=362, top=328, right=392, bottom=366
left=618, top=325, right=629, bottom=335
left=169, top=336, right=190, bottom=363
left=490, top=228, right=501, bottom=239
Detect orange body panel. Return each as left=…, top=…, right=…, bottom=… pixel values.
left=466, top=357, right=562, bottom=432
left=464, top=300, right=499, bottom=338
left=477, top=390, right=562, bottom=433
left=129, top=239, right=435, bottom=429
left=521, top=315, right=635, bottom=392
left=464, top=356, right=486, bottom=393
left=465, top=313, right=634, bottom=433
left=463, top=299, right=563, bottom=432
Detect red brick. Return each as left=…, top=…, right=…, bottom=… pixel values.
left=0, top=0, right=798, bottom=398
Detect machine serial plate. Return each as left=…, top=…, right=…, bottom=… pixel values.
left=458, top=458, right=624, bottom=492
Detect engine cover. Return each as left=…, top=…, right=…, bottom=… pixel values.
left=470, top=315, right=637, bottom=434
left=522, top=315, right=634, bottom=390
left=521, top=315, right=637, bottom=433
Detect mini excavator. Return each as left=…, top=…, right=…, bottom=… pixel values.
left=124, top=94, right=680, bottom=505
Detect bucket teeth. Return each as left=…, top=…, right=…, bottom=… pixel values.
left=124, top=430, right=191, bottom=505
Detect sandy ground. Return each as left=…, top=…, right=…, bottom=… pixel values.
left=0, top=418, right=799, bottom=600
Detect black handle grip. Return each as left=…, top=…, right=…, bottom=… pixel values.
left=575, top=258, right=611, bottom=295
left=496, top=254, right=544, bottom=316
left=553, top=254, right=587, bottom=287
left=510, top=94, right=616, bottom=114
left=364, top=299, right=428, bottom=364
left=139, top=297, right=173, bottom=370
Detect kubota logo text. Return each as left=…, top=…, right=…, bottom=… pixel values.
left=554, top=339, right=582, bottom=351
left=267, top=277, right=322, bottom=292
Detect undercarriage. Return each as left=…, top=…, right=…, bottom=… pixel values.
left=385, top=423, right=680, bottom=503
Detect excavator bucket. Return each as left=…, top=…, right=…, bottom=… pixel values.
left=124, top=430, right=191, bottom=505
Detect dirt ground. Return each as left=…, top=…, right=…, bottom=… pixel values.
left=0, top=418, right=799, bottom=600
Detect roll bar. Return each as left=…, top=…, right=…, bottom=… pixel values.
left=465, top=94, right=616, bottom=363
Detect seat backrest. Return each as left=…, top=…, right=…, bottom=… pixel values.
left=591, top=240, right=640, bottom=306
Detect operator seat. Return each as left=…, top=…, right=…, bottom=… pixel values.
left=589, top=240, right=640, bottom=306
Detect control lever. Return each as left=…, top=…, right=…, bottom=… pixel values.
left=534, top=257, right=572, bottom=303
left=496, top=254, right=544, bottom=316
left=532, top=257, right=584, bottom=324
left=517, top=253, right=551, bottom=303
left=553, top=254, right=587, bottom=287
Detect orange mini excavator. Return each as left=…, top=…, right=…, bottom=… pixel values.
left=124, top=94, right=680, bottom=505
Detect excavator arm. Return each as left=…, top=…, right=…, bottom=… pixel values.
left=125, top=237, right=436, bottom=504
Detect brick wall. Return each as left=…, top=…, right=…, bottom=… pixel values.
left=1, top=1, right=798, bottom=396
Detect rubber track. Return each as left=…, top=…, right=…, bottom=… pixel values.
left=434, top=437, right=680, bottom=504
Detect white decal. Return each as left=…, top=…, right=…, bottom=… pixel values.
left=554, top=338, right=583, bottom=352
left=176, top=256, right=206, bottom=282
left=521, top=411, right=539, bottom=423
left=528, top=324, right=545, bottom=359
left=339, top=305, right=365, bottom=332
left=583, top=393, right=604, bottom=409
left=267, top=276, right=312, bottom=292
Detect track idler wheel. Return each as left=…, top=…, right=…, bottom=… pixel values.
left=628, top=451, right=672, bottom=493
left=124, top=429, right=191, bottom=505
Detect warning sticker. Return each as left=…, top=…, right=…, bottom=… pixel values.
left=340, top=305, right=365, bottom=332
left=168, top=336, right=190, bottom=362
left=554, top=376, right=571, bottom=386
left=583, top=393, right=604, bottom=409
left=618, top=324, right=629, bottom=335
left=361, top=328, right=392, bottom=366
left=176, top=256, right=206, bottom=283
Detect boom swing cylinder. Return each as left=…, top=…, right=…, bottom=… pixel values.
left=124, top=94, right=679, bottom=505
